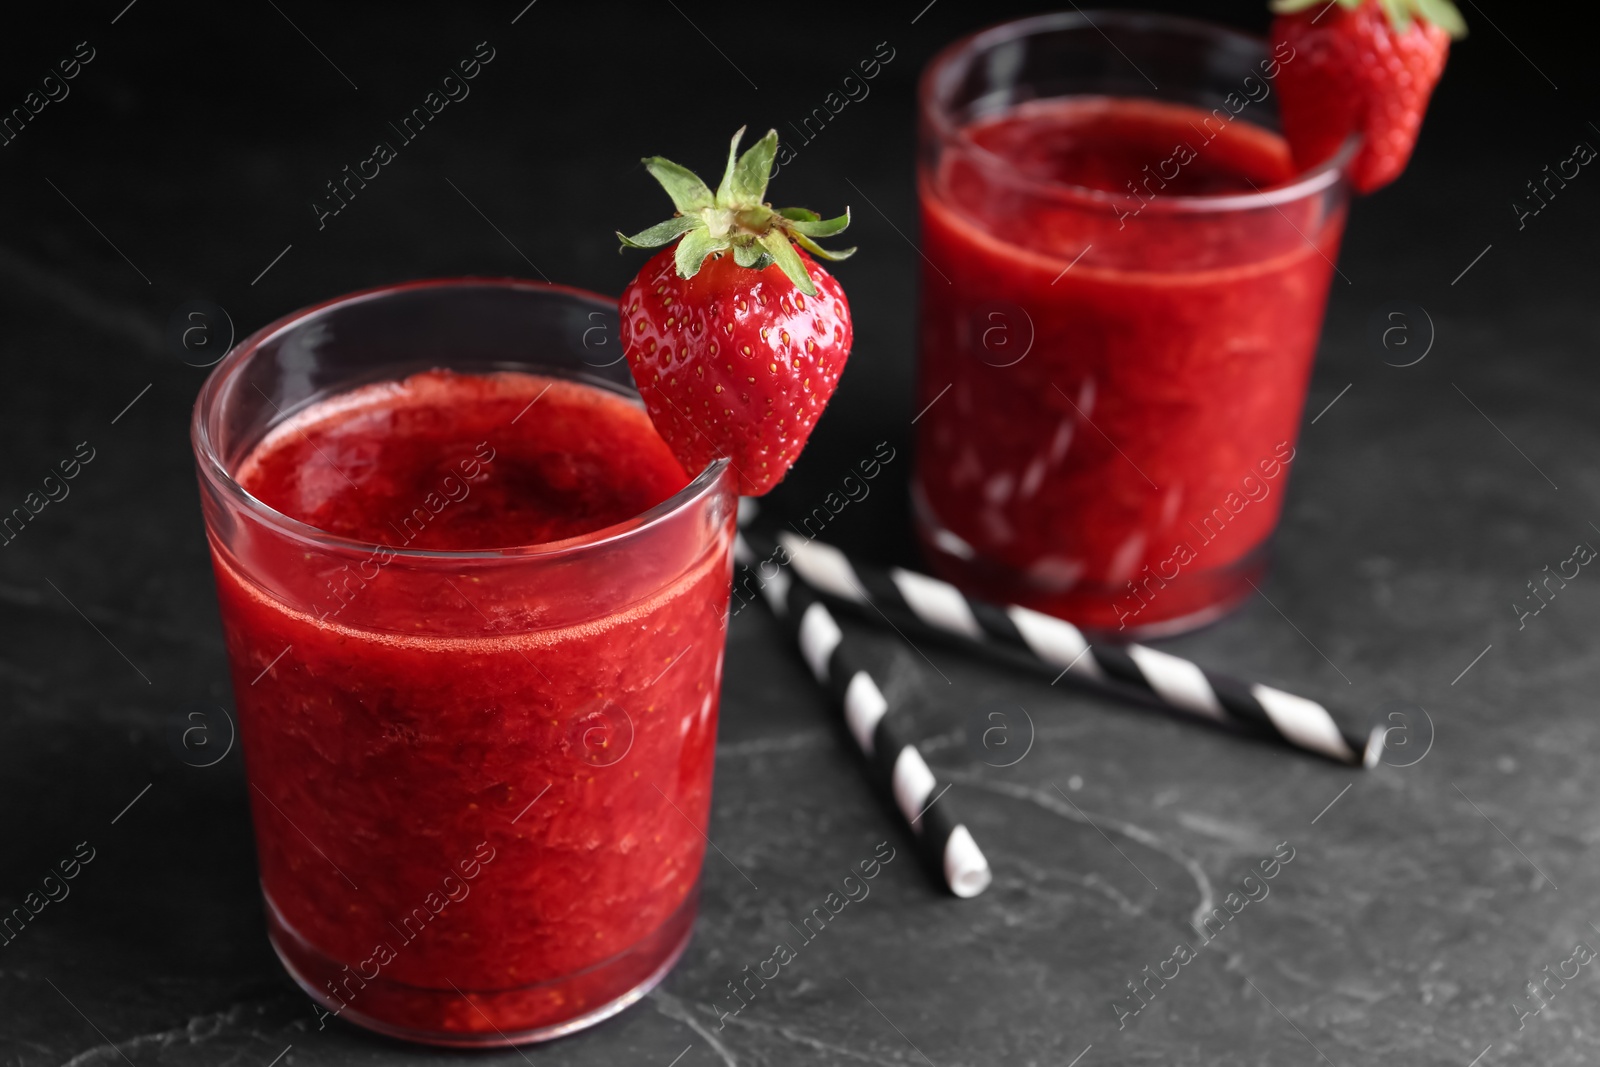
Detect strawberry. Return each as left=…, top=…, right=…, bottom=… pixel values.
left=1271, top=0, right=1465, bottom=193
left=617, top=128, right=855, bottom=496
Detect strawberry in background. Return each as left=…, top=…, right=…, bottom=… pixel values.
left=617, top=129, right=856, bottom=496
left=1272, top=0, right=1467, bottom=193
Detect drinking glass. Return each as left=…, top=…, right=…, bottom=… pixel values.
left=914, top=12, right=1354, bottom=635
left=192, top=279, right=736, bottom=1045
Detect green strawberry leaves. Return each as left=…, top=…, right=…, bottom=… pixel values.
left=727, top=129, right=777, bottom=204
left=642, top=157, right=715, bottom=214
left=790, top=232, right=857, bottom=262
left=787, top=208, right=852, bottom=238
left=617, top=126, right=856, bottom=297
left=674, top=227, right=725, bottom=280
left=1412, top=0, right=1466, bottom=36
left=617, top=215, right=702, bottom=250
left=757, top=230, right=810, bottom=292
left=733, top=243, right=771, bottom=270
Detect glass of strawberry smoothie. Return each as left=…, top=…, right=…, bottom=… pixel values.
left=191, top=280, right=737, bottom=1045
left=914, top=12, right=1356, bottom=635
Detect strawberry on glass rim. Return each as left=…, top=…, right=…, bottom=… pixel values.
left=1272, top=0, right=1466, bottom=193
left=617, top=127, right=855, bottom=496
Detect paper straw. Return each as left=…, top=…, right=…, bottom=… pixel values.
left=766, top=532, right=1382, bottom=768
left=734, top=535, right=992, bottom=898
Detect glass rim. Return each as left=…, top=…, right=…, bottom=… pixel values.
left=191, top=276, right=733, bottom=564
left=919, top=9, right=1361, bottom=214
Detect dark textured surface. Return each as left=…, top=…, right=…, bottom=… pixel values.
left=2, top=2, right=1597, bottom=1065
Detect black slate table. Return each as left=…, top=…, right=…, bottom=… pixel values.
left=2, top=2, right=1596, bottom=1065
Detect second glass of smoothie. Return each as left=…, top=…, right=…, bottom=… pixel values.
left=914, top=12, right=1354, bottom=635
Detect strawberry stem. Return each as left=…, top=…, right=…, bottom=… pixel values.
left=617, top=127, right=856, bottom=297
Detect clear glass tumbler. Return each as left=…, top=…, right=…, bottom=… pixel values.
left=191, top=279, right=736, bottom=1045
left=913, top=12, right=1355, bottom=636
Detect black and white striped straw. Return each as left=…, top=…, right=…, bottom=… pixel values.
left=733, top=534, right=992, bottom=898
left=768, top=532, right=1383, bottom=769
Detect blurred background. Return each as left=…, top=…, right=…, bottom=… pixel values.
left=1, top=0, right=1590, bottom=562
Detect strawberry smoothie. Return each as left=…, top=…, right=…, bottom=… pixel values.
left=204, top=365, right=735, bottom=1043
left=914, top=88, right=1348, bottom=633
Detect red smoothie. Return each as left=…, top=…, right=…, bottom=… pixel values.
left=210, top=369, right=733, bottom=1041
left=914, top=97, right=1345, bottom=632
